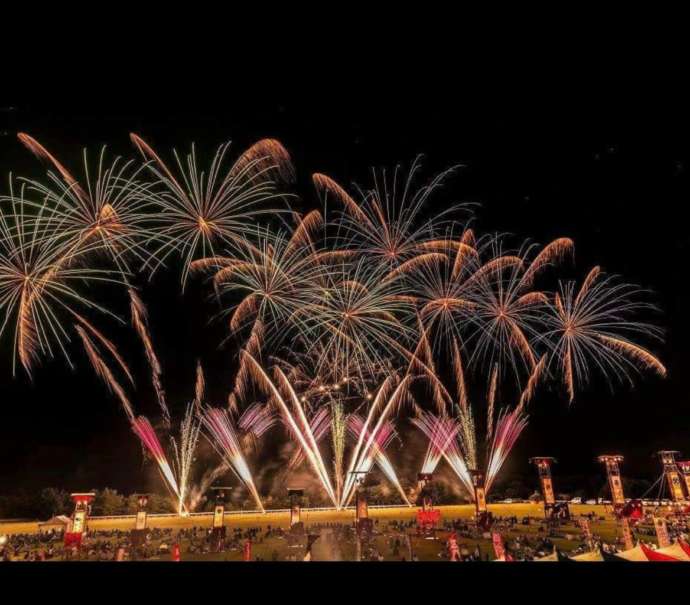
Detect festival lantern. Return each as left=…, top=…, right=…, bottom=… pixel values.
left=656, top=451, right=686, bottom=503
left=64, top=492, right=95, bottom=551
left=415, top=472, right=440, bottom=531
left=210, top=486, right=231, bottom=551
left=287, top=488, right=305, bottom=529
left=131, top=493, right=149, bottom=550
left=529, top=457, right=559, bottom=518
left=677, top=461, right=690, bottom=499
left=597, top=455, right=626, bottom=514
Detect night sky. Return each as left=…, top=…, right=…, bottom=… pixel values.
left=1, top=96, right=688, bottom=497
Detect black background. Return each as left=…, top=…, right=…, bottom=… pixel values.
left=1, top=88, right=688, bottom=497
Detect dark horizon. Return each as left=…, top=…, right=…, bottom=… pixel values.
left=1, top=98, right=688, bottom=499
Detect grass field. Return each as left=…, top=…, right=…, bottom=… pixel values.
left=1, top=502, right=608, bottom=536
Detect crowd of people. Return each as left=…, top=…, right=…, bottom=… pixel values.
left=1, top=510, right=688, bottom=562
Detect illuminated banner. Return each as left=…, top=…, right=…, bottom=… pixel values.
left=653, top=517, right=671, bottom=548
left=213, top=505, right=224, bottom=529
left=658, top=452, right=685, bottom=502
left=475, top=486, right=487, bottom=513
left=678, top=461, right=690, bottom=498
left=530, top=458, right=557, bottom=507
left=290, top=503, right=301, bottom=526
left=135, top=510, right=147, bottom=531
left=72, top=510, right=86, bottom=534
left=620, top=518, right=634, bottom=551
left=542, top=477, right=555, bottom=506
left=492, top=532, right=506, bottom=560
left=666, top=471, right=685, bottom=502
left=598, top=456, right=625, bottom=509
left=356, top=491, right=369, bottom=520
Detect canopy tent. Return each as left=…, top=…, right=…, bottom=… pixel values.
left=640, top=543, right=683, bottom=562
left=570, top=549, right=604, bottom=562
left=615, top=544, right=650, bottom=561
left=533, top=551, right=558, bottom=561
left=655, top=543, right=690, bottom=561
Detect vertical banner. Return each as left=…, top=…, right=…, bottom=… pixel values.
left=135, top=510, right=147, bottom=531
left=356, top=491, right=369, bottom=520
left=542, top=477, right=556, bottom=506
left=678, top=461, right=690, bottom=499
left=212, top=505, right=224, bottom=529
left=243, top=539, right=252, bottom=561
left=658, top=451, right=685, bottom=502
left=475, top=487, right=488, bottom=513
left=290, top=503, right=301, bottom=526
left=492, top=532, right=506, bottom=560
left=172, top=542, right=181, bottom=562
left=620, top=518, right=634, bottom=551
left=578, top=518, right=594, bottom=550
left=598, top=456, right=625, bottom=510
left=653, top=517, right=671, bottom=548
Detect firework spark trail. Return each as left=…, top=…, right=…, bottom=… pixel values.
left=544, top=266, right=666, bottom=403
left=347, top=414, right=411, bottom=506
left=129, top=288, right=169, bottom=424
left=201, top=407, right=265, bottom=513
left=485, top=408, right=529, bottom=493
left=239, top=402, right=278, bottom=439
left=286, top=406, right=331, bottom=473
left=486, top=364, right=498, bottom=439
left=170, top=403, right=201, bottom=515
left=239, top=351, right=338, bottom=506
left=340, top=376, right=412, bottom=507
left=193, top=360, right=205, bottom=410
left=330, top=398, right=346, bottom=502
left=131, top=416, right=183, bottom=508
left=75, top=325, right=134, bottom=420
left=188, top=462, right=230, bottom=512
left=411, top=412, right=460, bottom=475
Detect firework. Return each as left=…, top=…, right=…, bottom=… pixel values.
left=201, top=406, right=265, bottom=512
left=314, top=157, right=463, bottom=271
left=192, top=212, right=327, bottom=354
left=304, top=259, right=417, bottom=384
left=130, top=134, right=294, bottom=289
left=241, top=351, right=339, bottom=506
left=171, top=403, right=202, bottom=515
left=129, top=288, right=169, bottom=424
left=544, top=266, right=666, bottom=402
left=0, top=183, right=123, bottom=376
left=347, top=414, right=411, bottom=506
left=17, top=134, right=157, bottom=274
left=76, top=325, right=134, bottom=420
left=131, top=416, right=183, bottom=509
left=340, top=375, right=413, bottom=507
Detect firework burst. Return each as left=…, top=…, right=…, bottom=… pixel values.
left=0, top=184, right=124, bottom=376
left=131, top=134, right=294, bottom=288
left=543, top=266, right=666, bottom=402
